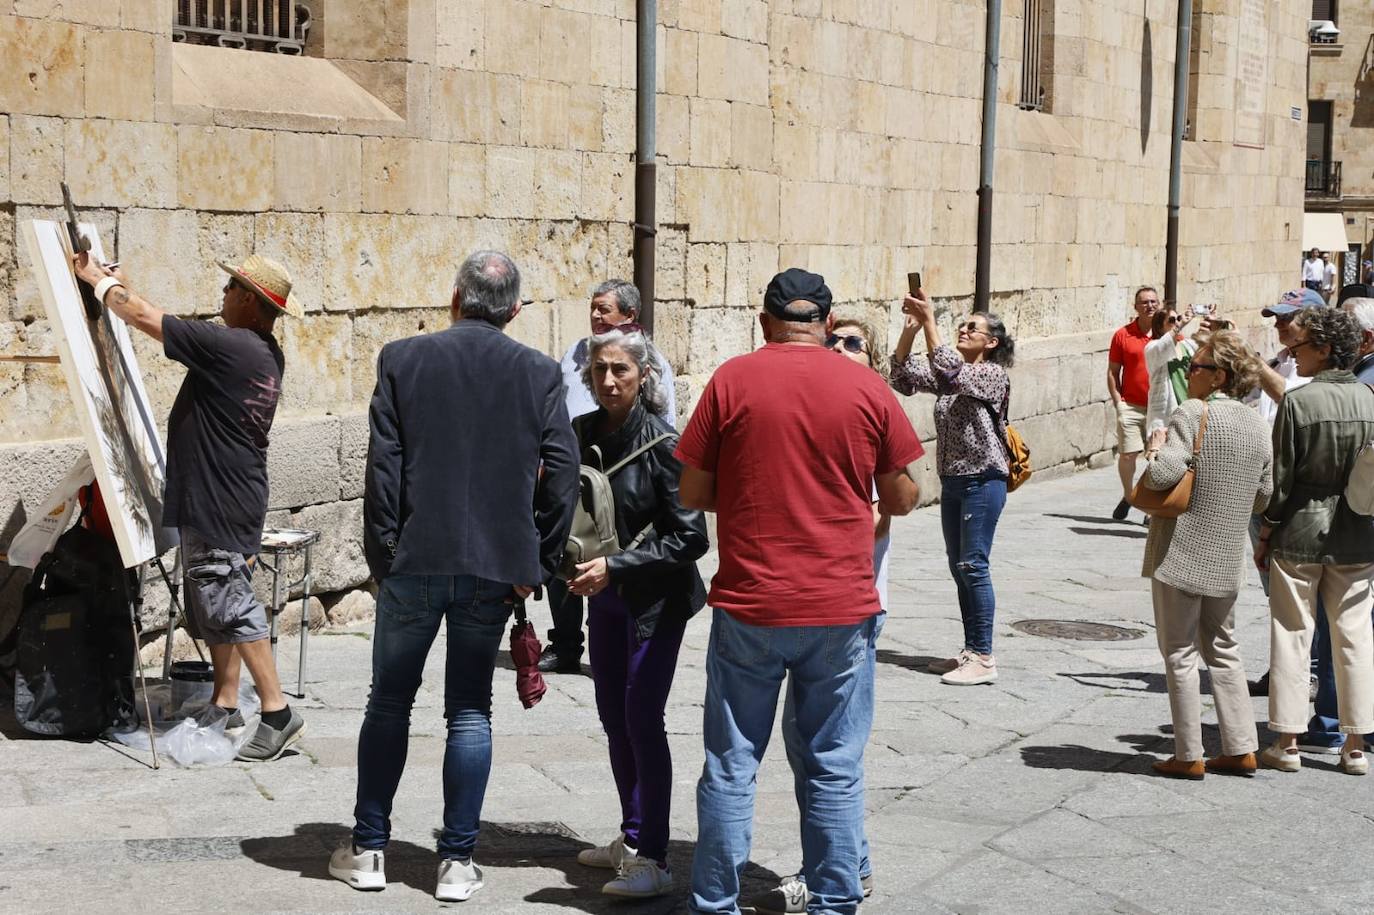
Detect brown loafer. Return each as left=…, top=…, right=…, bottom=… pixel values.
left=1205, top=752, right=1257, bottom=777
left=1151, top=757, right=1205, bottom=780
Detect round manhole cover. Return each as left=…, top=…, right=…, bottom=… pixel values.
left=1010, top=619, right=1145, bottom=642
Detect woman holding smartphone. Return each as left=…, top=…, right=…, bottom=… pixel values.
left=890, top=287, right=1015, bottom=685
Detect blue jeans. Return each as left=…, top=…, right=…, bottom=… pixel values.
left=352, top=574, right=514, bottom=859
left=780, top=612, right=885, bottom=883
left=940, top=473, right=1007, bottom=656
left=691, top=609, right=878, bottom=915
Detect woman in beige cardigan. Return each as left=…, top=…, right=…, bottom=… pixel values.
left=1139, top=331, right=1273, bottom=779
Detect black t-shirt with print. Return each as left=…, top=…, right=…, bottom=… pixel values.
left=162, top=316, right=284, bottom=555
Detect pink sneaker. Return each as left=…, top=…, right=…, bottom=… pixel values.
left=940, top=653, right=997, bottom=686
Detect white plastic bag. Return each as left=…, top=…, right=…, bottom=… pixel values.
left=112, top=682, right=262, bottom=767
left=7, top=454, right=94, bottom=568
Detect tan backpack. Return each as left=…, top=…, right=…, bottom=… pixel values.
left=559, top=433, right=673, bottom=579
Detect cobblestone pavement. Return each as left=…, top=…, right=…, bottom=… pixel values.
left=3, top=467, right=1370, bottom=914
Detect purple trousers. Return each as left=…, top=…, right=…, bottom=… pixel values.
left=587, top=590, right=686, bottom=864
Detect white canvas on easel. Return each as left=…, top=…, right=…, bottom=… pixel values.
left=21, top=219, right=176, bottom=569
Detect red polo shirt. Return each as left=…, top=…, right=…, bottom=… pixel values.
left=1109, top=320, right=1152, bottom=406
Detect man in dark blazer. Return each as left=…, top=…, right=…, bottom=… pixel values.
left=332, top=250, right=578, bottom=903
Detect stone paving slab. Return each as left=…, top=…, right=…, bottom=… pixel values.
left=2, top=466, right=1371, bottom=914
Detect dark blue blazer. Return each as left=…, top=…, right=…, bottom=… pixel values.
left=363, top=319, right=579, bottom=586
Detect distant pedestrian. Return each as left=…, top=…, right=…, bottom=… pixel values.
left=1138, top=331, right=1271, bottom=779
left=569, top=326, right=707, bottom=899
left=752, top=314, right=893, bottom=914
left=891, top=287, right=1015, bottom=686
left=1255, top=307, right=1374, bottom=776
left=1303, top=248, right=1324, bottom=293
left=1106, top=287, right=1160, bottom=521
left=543, top=280, right=677, bottom=674
left=678, top=269, right=923, bottom=915
left=332, top=251, right=579, bottom=902
left=1322, top=252, right=1338, bottom=302
left=1143, top=307, right=1198, bottom=436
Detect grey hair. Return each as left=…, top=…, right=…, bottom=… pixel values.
left=580, top=326, right=669, bottom=418
left=592, top=279, right=641, bottom=319
left=454, top=250, right=521, bottom=326
left=1344, top=297, right=1374, bottom=334
left=1296, top=306, right=1363, bottom=370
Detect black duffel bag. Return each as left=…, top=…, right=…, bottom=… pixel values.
left=14, top=518, right=137, bottom=738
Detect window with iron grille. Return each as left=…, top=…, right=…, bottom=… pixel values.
left=1019, top=0, right=1053, bottom=112
left=174, top=1, right=313, bottom=54
left=1312, top=0, right=1337, bottom=26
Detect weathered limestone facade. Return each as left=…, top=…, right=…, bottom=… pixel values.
left=0, top=1, right=1307, bottom=629
left=1306, top=1, right=1374, bottom=280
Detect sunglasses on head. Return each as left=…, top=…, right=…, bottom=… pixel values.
left=826, top=334, right=869, bottom=354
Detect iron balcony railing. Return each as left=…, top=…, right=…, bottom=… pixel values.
left=1306, top=160, right=1342, bottom=198
left=174, top=1, right=313, bottom=54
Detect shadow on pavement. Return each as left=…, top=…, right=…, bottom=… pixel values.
left=1045, top=512, right=1139, bottom=527
left=241, top=822, right=440, bottom=895
left=1019, top=733, right=1170, bottom=773
left=1067, top=526, right=1147, bottom=540
left=1059, top=671, right=1168, bottom=694
left=875, top=649, right=944, bottom=675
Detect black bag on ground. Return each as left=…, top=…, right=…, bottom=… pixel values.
left=13, top=520, right=136, bottom=738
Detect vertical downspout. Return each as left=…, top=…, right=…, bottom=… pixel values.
left=634, top=0, right=658, bottom=333
left=1165, top=0, right=1193, bottom=308
left=975, top=0, right=1004, bottom=312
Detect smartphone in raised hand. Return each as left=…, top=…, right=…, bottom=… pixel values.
left=907, top=272, right=922, bottom=296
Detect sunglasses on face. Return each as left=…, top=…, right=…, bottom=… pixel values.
left=826, top=334, right=869, bottom=354
left=1273, top=314, right=1297, bottom=326
left=959, top=321, right=989, bottom=336
left=1187, top=362, right=1219, bottom=374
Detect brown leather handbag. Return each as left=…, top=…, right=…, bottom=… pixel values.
left=1130, top=403, right=1208, bottom=519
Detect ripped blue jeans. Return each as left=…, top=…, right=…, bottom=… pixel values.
left=940, top=472, right=1008, bottom=656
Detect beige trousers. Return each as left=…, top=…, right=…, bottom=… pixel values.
left=1268, top=558, right=1374, bottom=735
left=1152, top=580, right=1258, bottom=760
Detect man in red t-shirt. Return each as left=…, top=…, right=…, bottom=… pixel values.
left=676, top=268, right=923, bottom=913
left=1107, top=285, right=1159, bottom=520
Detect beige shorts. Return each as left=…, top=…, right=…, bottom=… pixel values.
left=1115, top=401, right=1148, bottom=454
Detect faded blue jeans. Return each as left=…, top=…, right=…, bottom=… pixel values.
left=940, top=472, right=1008, bottom=656
left=781, top=612, right=886, bottom=883
left=690, top=609, right=878, bottom=915
left=352, top=574, right=514, bottom=860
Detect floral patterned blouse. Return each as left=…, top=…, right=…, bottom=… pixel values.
left=890, top=345, right=1010, bottom=479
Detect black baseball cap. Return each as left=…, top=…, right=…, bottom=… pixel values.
left=763, top=268, right=832, bottom=322
left=1338, top=283, right=1374, bottom=305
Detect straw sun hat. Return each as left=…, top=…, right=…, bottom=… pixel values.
left=217, top=254, right=302, bottom=318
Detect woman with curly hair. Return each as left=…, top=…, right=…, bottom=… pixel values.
left=1138, top=330, right=1272, bottom=779
left=890, top=288, right=1015, bottom=686
left=1256, top=307, right=1374, bottom=776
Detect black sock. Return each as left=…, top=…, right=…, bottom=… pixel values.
left=262, top=706, right=292, bottom=729
left=218, top=706, right=238, bottom=716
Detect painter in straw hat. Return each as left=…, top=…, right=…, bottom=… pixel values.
left=218, top=254, right=303, bottom=319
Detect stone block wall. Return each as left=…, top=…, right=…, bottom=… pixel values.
left=0, top=1, right=1308, bottom=634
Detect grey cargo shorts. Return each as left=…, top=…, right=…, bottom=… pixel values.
left=180, top=527, right=269, bottom=645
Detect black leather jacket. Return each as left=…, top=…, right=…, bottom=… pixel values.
left=573, top=401, right=708, bottom=641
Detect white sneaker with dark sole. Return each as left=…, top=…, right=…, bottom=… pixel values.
left=750, top=874, right=809, bottom=914
left=328, top=843, right=385, bottom=891
left=435, top=858, right=484, bottom=902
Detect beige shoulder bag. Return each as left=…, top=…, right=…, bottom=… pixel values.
left=1130, top=403, right=1208, bottom=519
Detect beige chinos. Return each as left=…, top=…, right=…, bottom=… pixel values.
left=1268, top=557, right=1374, bottom=735
left=1151, top=581, right=1258, bottom=760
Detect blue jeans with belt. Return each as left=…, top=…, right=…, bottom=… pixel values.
left=352, top=574, right=514, bottom=860
left=940, top=472, right=1008, bottom=656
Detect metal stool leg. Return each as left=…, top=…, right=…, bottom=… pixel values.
left=268, top=555, right=282, bottom=661
left=296, top=544, right=312, bottom=698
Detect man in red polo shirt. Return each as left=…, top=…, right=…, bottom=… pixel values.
left=1108, top=285, right=1159, bottom=520
left=676, top=268, right=923, bottom=915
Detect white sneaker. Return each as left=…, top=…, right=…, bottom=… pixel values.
left=750, top=874, right=809, bottom=913
left=435, top=857, right=484, bottom=902
left=576, top=833, right=628, bottom=870
left=602, top=856, right=672, bottom=898
left=328, top=842, right=385, bottom=891
left=940, top=653, right=998, bottom=686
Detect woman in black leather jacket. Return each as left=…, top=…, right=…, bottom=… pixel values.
left=565, top=325, right=708, bottom=899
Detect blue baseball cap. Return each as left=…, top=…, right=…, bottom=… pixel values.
left=1261, top=288, right=1327, bottom=318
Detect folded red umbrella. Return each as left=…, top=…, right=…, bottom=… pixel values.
left=509, top=595, right=547, bottom=709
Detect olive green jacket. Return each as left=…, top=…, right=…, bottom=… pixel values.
left=1263, top=370, right=1374, bottom=564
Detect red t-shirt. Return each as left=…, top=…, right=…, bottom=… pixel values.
left=1109, top=320, right=1151, bottom=406
left=675, top=343, right=925, bottom=627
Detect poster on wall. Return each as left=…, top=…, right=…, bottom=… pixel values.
left=20, top=219, right=175, bottom=569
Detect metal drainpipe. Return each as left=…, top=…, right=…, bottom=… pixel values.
left=975, top=0, right=1003, bottom=313
left=634, top=0, right=657, bottom=333
left=1164, top=0, right=1193, bottom=308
